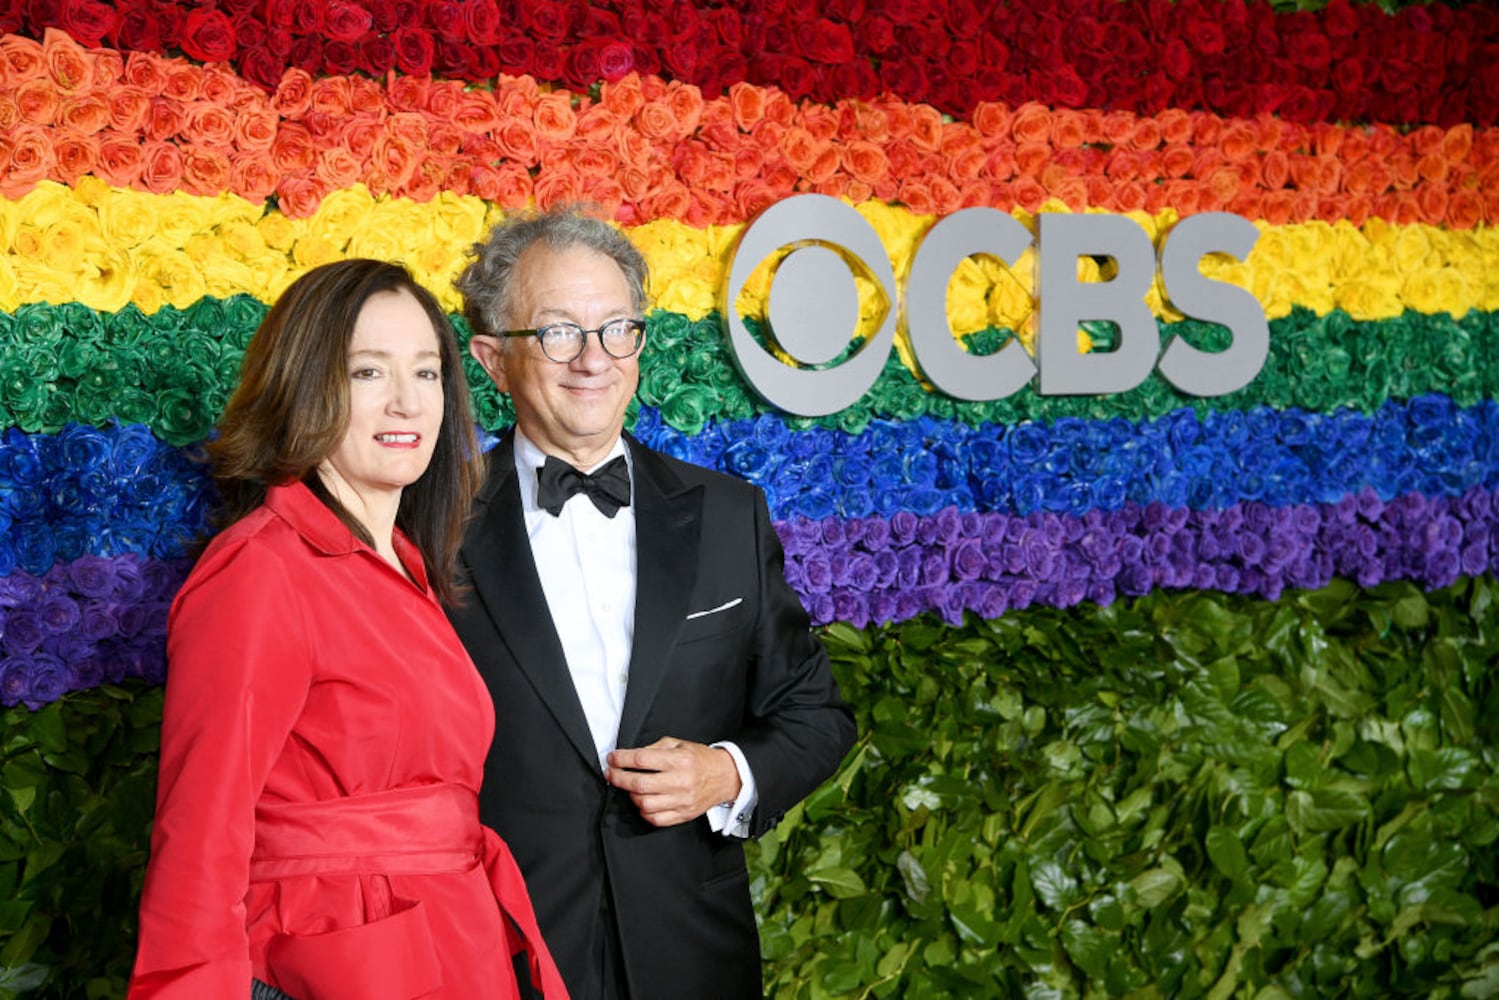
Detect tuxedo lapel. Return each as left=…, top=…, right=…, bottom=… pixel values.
left=463, top=434, right=600, bottom=771
left=616, top=436, right=703, bottom=751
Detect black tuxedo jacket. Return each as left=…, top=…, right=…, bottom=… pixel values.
left=449, top=432, right=856, bottom=1000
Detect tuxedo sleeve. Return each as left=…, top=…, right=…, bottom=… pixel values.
left=731, top=489, right=857, bottom=838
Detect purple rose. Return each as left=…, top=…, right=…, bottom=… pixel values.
left=860, top=517, right=891, bottom=552
left=802, top=552, right=832, bottom=593
left=890, top=511, right=918, bottom=546
left=895, top=548, right=922, bottom=588
left=848, top=553, right=879, bottom=590
left=869, top=591, right=899, bottom=625
left=951, top=539, right=986, bottom=581
left=832, top=591, right=869, bottom=627
left=920, top=551, right=949, bottom=586
left=38, top=593, right=82, bottom=634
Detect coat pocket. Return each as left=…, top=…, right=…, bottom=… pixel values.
left=265, top=896, right=443, bottom=999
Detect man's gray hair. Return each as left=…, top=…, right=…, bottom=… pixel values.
left=455, top=206, right=650, bottom=338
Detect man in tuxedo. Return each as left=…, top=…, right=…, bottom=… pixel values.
left=449, top=208, right=857, bottom=1000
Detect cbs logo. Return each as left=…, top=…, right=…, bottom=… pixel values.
left=720, top=194, right=1269, bottom=416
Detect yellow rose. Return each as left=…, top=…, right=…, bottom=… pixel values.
left=0, top=256, right=20, bottom=312
left=1388, top=224, right=1437, bottom=275
left=96, top=191, right=160, bottom=251
left=133, top=241, right=208, bottom=310
left=1335, top=275, right=1403, bottom=320
left=39, top=218, right=90, bottom=275
left=16, top=182, right=87, bottom=231
left=291, top=233, right=344, bottom=272
left=427, top=190, right=490, bottom=248
left=311, top=185, right=378, bottom=250
left=257, top=213, right=303, bottom=253
left=219, top=219, right=269, bottom=262
left=11, top=225, right=43, bottom=262
left=154, top=191, right=215, bottom=250
left=945, top=255, right=995, bottom=336
left=76, top=246, right=135, bottom=314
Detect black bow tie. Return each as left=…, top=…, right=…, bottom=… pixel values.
left=536, top=454, right=631, bottom=518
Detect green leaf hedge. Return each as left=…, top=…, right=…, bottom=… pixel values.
left=2, top=577, right=1497, bottom=997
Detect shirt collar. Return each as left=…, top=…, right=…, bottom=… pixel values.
left=263, top=480, right=430, bottom=591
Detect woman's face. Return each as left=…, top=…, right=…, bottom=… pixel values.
left=317, top=288, right=445, bottom=517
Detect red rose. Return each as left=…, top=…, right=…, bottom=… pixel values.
left=528, top=0, right=568, bottom=41
left=494, top=36, right=534, bottom=75
left=366, top=0, right=400, bottom=33
left=392, top=27, right=433, bottom=75
left=794, top=17, right=855, bottom=64
left=180, top=9, right=238, bottom=63
left=111, top=5, right=165, bottom=50
left=59, top=0, right=118, bottom=47
left=530, top=46, right=565, bottom=80
left=428, top=1, right=466, bottom=40
left=599, top=42, right=635, bottom=82
left=858, top=16, right=896, bottom=55
left=239, top=42, right=284, bottom=90
left=289, top=35, right=326, bottom=75
left=464, top=0, right=502, bottom=44
left=324, top=1, right=373, bottom=43
left=564, top=41, right=601, bottom=85
left=358, top=34, right=396, bottom=76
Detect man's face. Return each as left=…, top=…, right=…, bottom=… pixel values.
left=470, top=242, right=642, bottom=469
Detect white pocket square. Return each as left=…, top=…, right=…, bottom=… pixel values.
left=686, top=597, right=743, bottom=620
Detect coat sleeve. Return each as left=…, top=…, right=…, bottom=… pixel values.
left=129, top=538, right=312, bottom=998
left=732, top=489, right=858, bottom=838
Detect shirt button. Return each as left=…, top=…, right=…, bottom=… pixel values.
left=618, top=671, right=629, bottom=686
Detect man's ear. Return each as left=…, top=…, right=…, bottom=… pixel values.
left=468, top=335, right=508, bottom=392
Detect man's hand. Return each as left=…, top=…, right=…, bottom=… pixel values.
left=605, top=737, right=742, bottom=827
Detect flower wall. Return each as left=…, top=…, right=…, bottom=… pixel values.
left=0, top=0, right=1496, bottom=994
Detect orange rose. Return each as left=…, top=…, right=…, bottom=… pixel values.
left=200, top=64, right=239, bottom=107
left=602, top=73, right=646, bottom=119
left=388, top=73, right=430, bottom=112
left=971, top=101, right=1011, bottom=139
left=342, top=115, right=383, bottom=161
left=0, top=96, right=18, bottom=131
left=1009, top=177, right=1046, bottom=214
left=727, top=81, right=764, bottom=131
left=1114, top=180, right=1146, bottom=214
left=386, top=111, right=428, bottom=148
left=946, top=144, right=985, bottom=183
left=1315, top=157, right=1343, bottom=195
left=55, top=93, right=110, bottom=134
left=471, top=162, right=533, bottom=206
left=1367, top=127, right=1400, bottom=159
left=762, top=88, right=795, bottom=126
left=1219, top=121, right=1257, bottom=163
left=428, top=122, right=464, bottom=157
left=186, top=102, right=237, bottom=148
left=140, top=139, right=184, bottom=194
left=1261, top=149, right=1290, bottom=189
left=732, top=145, right=764, bottom=180
left=1105, top=149, right=1139, bottom=181
left=1101, top=110, right=1134, bottom=147
left=1445, top=189, right=1482, bottom=229
left=96, top=132, right=145, bottom=186
left=271, top=67, right=315, bottom=116
left=1341, top=159, right=1378, bottom=197
left=181, top=146, right=232, bottom=195
left=698, top=117, right=738, bottom=153
left=1414, top=185, right=1448, bottom=226
left=806, top=145, right=839, bottom=185
left=910, top=105, right=942, bottom=152
left=1407, top=124, right=1443, bottom=156
left=635, top=99, right=678, bottom=141
left=896, top=178, right=935, bottom=216
left=1157, top=108, right=1192, bottom=145
left=613, top=127, right=652, bottom=170
left=1441, top=123, right=1474, bottom=163
left=750, top=119, right=786, bottom=150
left=400, top=158, right=444, bottom=204
left=1051, top=110, right=1086, bottom=150
left=271, top=122, right=317, bottom=174
left=453, top=91, right=502, bottom=135
left=231, top=107, right=278, bottom=150
left=314, top=146, right=362, bottom=190
left=1049, top=176, right=1087, bottom=212
left=52, top=132, right=100, bottom=183
left=567, top=145, right=619, bottom=180
left=844, top=178, right=873, bottom=204
left=732, top=178, right=779, bottom=218
left=1142, top=183, right=1168, bottom=216
left=1342, top=195, right=1372, bottom=229
left=16, top=79, right=60, bottom=125
left=1085, top=175, right=1113, bottom=208
left=369, top=133, right=420, bottom=193
left=1308, top=122, right=1340, bottom=157
left=1164, top=179, right=1200, bottom=217
left=0, top=34, right=45, bottom=83
left=1204, top=166, right=1242, bottom=209
left=4, top=124, right=54, bottom=186
left=1416, top=151, right=1450, bottom=184
left=981, top=148, right=1015, bottom=181
left=146, top=99, right=185, bottom=141
left=781, top=127, right=819, bottom=171
left=42, top=28, right=90, bottom=92
left=122, top=50, right=167, bottom=93
left=842, top=140, right=889, bottom=184
left=1389, top=152, right=1419, bottom=188
left=665, top=82, right=704, bottom=136
left=800, top=103, right=838, bottom=142
left=1013, top=143, right=1049, bottom=178
left=882, top=102, right=913, bottom=143
left=276, top=175, right=325, bottom=219
left=442, top=161, right=475, bottom=198
left=573, top=105, right=617, bottom=146
left=309, top=76, right=353, bottom=116
left=230, top=150, right=279, bottom=203
left=1190, top=113, right=1222, bottom=146
left=763, top=160, right=799, bottom=192
left=1340, top=127, right=1370, bottom=162
left=580, top=175, right=625, bottom=218
left=1010, top=102, right=1052, bottom=145
left=350, top=77, right=385, bottom=114
left=534, top=91, right=578, bottom=143
left=1260, top=189, right=1295, bottom=226
left=1128, top=117, right=1163, bottom=152
left=495, top=120, right=539, bottom=166
left=619, top=165, right=653, bottom=202
left=161, top=63, right=204, bottom=102
left=534, top=169, right=584, bottom=211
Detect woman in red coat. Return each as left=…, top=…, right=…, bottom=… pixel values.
left=129, top=260, right=568, bottom=999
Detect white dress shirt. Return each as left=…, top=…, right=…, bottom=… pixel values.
left=513, top=429, right=756, bottom=836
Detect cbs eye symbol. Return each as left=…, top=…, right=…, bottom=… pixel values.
left=720, top=195, right=896, bottom=417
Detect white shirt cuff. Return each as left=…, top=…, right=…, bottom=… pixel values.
left=706, top=741, right=757, bottom=838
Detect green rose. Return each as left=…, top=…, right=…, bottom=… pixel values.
left=660, top=384, right=717, bottom=436
left=222, top=295, right=268, bottom=349
left=103, top=304, right=159, bottom=349
left=155, top=386, right=214, bottom=446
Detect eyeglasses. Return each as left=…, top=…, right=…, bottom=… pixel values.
left=502, top=318, right=646, bottom=364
